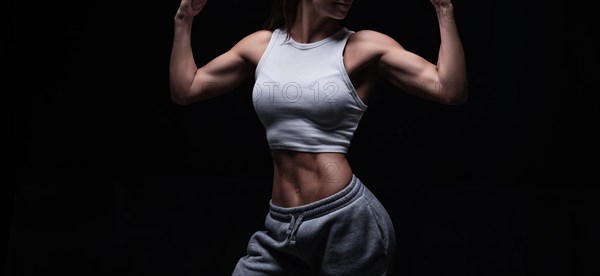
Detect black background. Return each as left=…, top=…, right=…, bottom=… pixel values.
left=5, top=0, right=599, bottom=275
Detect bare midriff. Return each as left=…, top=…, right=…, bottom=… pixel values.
left=270, top=149, right=354, bottom=208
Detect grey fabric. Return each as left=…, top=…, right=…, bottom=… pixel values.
left=233, top=175, right=396, bottom=276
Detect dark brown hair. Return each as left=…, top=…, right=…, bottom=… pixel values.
left=263, top=0, right=299, bottom=40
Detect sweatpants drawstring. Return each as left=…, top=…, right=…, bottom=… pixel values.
left=286, top=213, right=304, bottom=246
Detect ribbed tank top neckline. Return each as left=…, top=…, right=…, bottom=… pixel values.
left=283, top=27, right=349, bottom=50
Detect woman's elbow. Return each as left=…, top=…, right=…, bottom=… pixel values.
left=170, top=89, right=193, bottom=106
left=441, top=83, right=468, bottom=105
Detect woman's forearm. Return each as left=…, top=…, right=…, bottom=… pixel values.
left=434, top=3, right=468, bottom=102
left=169, top=15, right=198, bottom=103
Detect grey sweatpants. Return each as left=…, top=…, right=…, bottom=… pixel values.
left=232, top=174, right=396, bottom=276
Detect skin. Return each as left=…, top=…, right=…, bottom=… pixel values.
left=170, top=0, right=468, bottom=207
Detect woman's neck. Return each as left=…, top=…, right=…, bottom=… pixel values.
left=290, top=2, right=343, bottom=44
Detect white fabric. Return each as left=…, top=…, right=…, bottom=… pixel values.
left=253, top=27, right=367, bottom=153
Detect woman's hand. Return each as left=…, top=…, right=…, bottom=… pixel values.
left=430, top=0, right=454, bottom=22
left=429, top=0, right=452, bottom=8
left=176, top=0, right=208, bottom=20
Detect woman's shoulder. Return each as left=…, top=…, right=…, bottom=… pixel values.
left=349, top=29, right=401, bottom=46
left=234, top=29, right=275, bottom=65
left=237, top=29, right=274, bottom=46
left=346, top=29, right=405, bottom=56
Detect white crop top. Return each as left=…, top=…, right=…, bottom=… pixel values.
left=252, top=27, right=367, bottom=153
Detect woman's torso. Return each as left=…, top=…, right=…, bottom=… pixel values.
left=242, top=28, right=378, bottom=207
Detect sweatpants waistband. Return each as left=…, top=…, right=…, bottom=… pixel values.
left=269, top=174, right=364, bottom=222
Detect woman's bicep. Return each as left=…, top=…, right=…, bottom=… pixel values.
left=377, top=46, right=443, bottom=102
left=189, top=49, right=253, bottom=101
